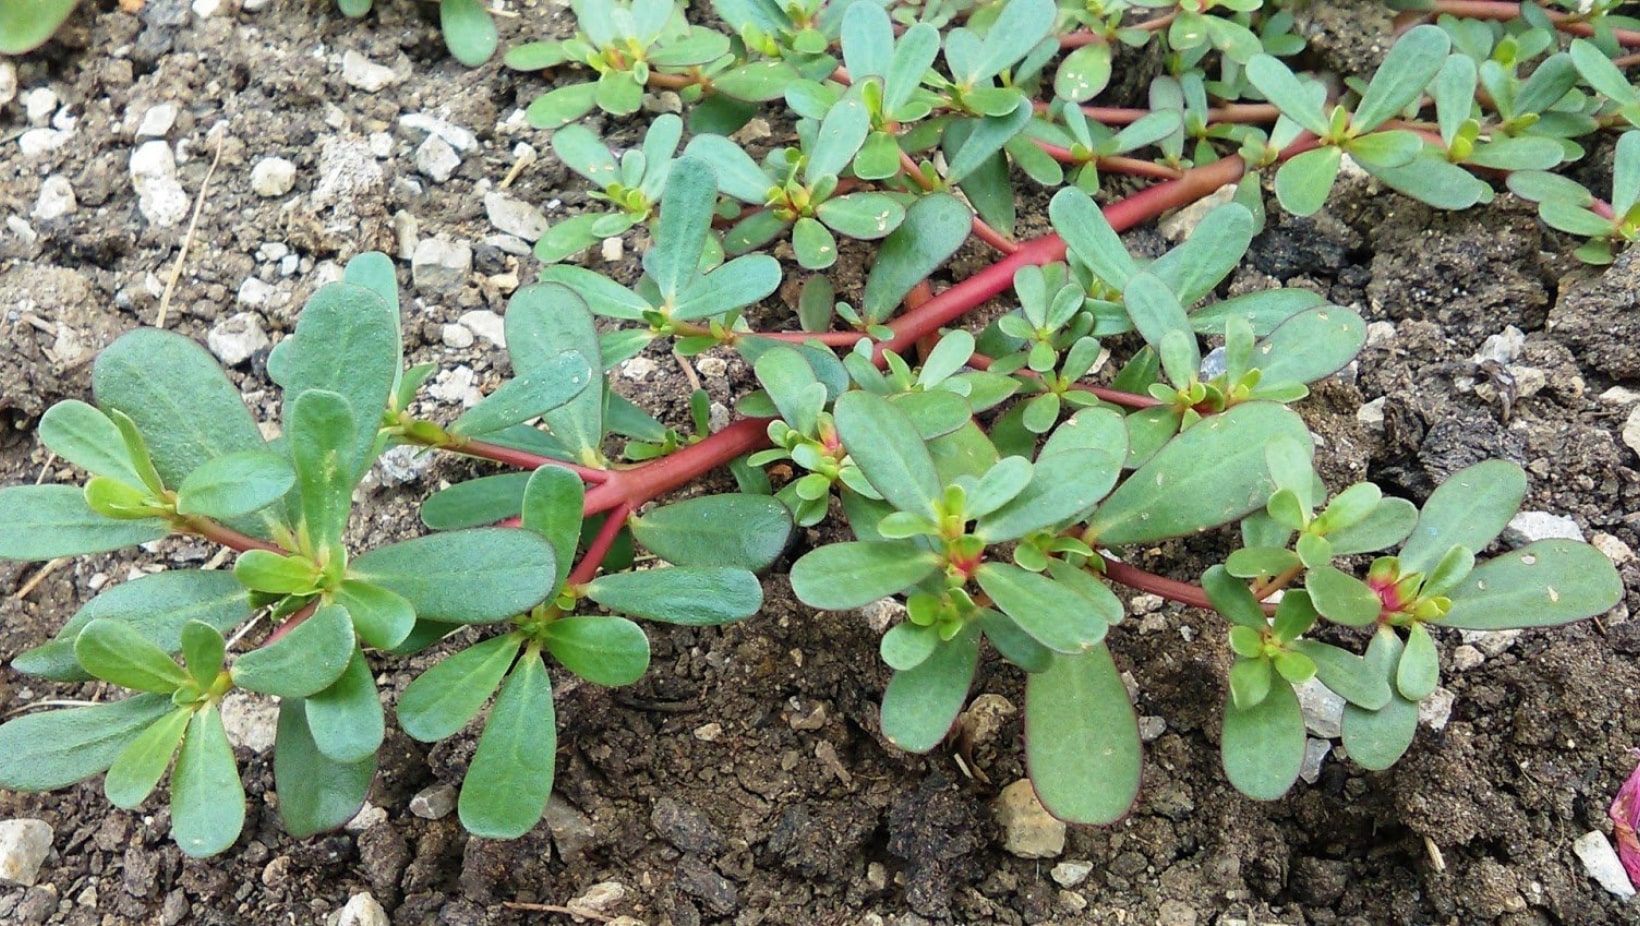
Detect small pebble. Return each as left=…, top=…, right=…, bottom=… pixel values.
left=24, top=87, right=56, bottom=126
left=1418, top=686, right=1455, bottom=731
left=441, top=324, right=475, bottom=349
left=457, top=309, right=505, bottom=347
left=0, top=61, right=15, bottom=107
left=130, top=140, right=189, bottom=227
left=1298, top=737, right=1330, bottom=784
left=412, top=238, right=472, bottom=293
left=332, top=891, right=389, bottom=926
left=1592, top=533, right=1636, bottom=566
left=1460, top=628, right=1520, bottom=657
left=343, top=803, right=387, bottom=833
left=570, top=881, right=627, bottom=913
left=341, top=51, right=400, bottom=93
left=485, top=192, right=548, bottom=242
left=697, top=357, right=728, bottom=378
left=1502, top=511, right=1583, bottom=548
left=250, top=156, right=296, bottom=197
left=135, top=102, right=178, bottom=138
left=415, top=135, right=460, bottom=183
left=32, top=175, right=76, bottom=220
left=368, top=132, right=394, bottom=158
left=621, top=357, right=657, bottom=381
left=1451, top=644, right=1485, bottom=672
left=0, top=819, right=53, bottom=887
left=601, top=237, right=625, bottom=262
left=1295, top=677, right=1345, bottom=739
left=993, top=780, right=1065, bottom=859
left=237, top=277, right=277, bottom=308
left=1623, top=406, right=1640, bottom=458
left=1050, top=860, right=1093, bottom=887
left=693, top=722, right=723, bottom=742
left=398, top=112, right=478, bottom=153
left=409, top=784, right=457, bottom=820
left=207, top=312, right=271, bottom=366
left=1572, top=831, right=1636, bottom=900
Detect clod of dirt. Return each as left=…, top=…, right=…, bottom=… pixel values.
left=1546, top=246, right=1640, bottom=380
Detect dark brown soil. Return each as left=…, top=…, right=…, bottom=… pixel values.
left=3, top=3, right=1639, bottom=926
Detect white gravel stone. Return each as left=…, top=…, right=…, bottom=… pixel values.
left=343, top=803, right=387, bottom=833
left=136, top=102, right=179, bottom=138
left=620, top=356, right=657, bottom=381
left=1601, top=386, right=1640, bottom=407
left=0, top=819, right=53, bottom=887
left=485, top=233, right=531, bottom=256
left=1158, top=183, right=1238, bottom=241
left=1451, top=644, right=1485, bottom=671
left=412, top=238, right=472, bottom=293
left=207, top=312, right=270, bottom=366
left=569, top=882, right=627, bottom=913
left=708, top=401, right=730, bottom=432
left=1593, top=533, right=1636, bottom=566
left=1298, top=737, right=1331, bottom=784
left=393, top=210, right=419, bottom=260
left=1502, top=511, right=1584, bottom=548
left=994, top=780, right=1065, bottom=859
left=1295, top=676, right=1345, bottom=739
left=0, top=61, right=16, bottom=107
left=1474, top=326, right=1526, bottom=366
left=376, top=445, right=432, bottom=486
left=415, top=134, right=460, bottom=183
left=1460, top=628, right=1521, bottom=657
left=1357, top=396, right=1386, bottom=431
left=368, top=131, right=394, bottom=158
left=602, top=237, right=625, bottom=262
left=458, top=310, right=506, bottom=347
left=1573, top=831, right=1636, bottom=900
left=693, top=722, right=723, bottom=742
left=484, top=192, right=548, bottom=241
left=429, top=365, right=482, bottom=406
left=1364, top=321, right=1396, bottom=349
left=1418, top=686, right=1455, bottom=731
left=237, top=277, right=277, bottom=308
left=32, top=175, right=76, bottom=220
left=7, top=216, right=37, bottom=244
left=341, top=50, right=400, bottom=93
left=251, top=156, right=296, bottom=197
left=697, top=357, right=728, bottom=378
left=130, top=140, right=189, bottom=227
left=219, top=691, right=278, bottom=752
left=441, top=323, right=475, bottom=349
left=398, top=112, right=478, bottom=153
left=192, top=0, right=223, bottom=16
left=1138, top=715, right=1166, bottom=742
left=24, top=87, right=56, bottom=125
left=331, top=891, right=390, bottom=926
left=1625, top=405, right=1640, bottom=458
left=19, top=128, right=70, bottom=157
left=860, top=598, right=905, bottom=634
left=409, top=784, right=457, bottom=820
left=1050, top=860, right=1094, bottom=888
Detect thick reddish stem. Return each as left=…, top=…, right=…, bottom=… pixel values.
left=966, top=353, right=1164, bottom=409
left=1417, top=1, right=1640, bottom=46
left=1033, top=101, right=1280, bottom=127
left=583, top=417, right=774, bottom=515
left=178, top=516, right=285, bottom=553
left=262, top=599, right=319, bottom=647
left=452, top=437, right=611, bottom=483
left=1099, top=555, right=1214, bottom=611
left=567, top=503, right=632, bottom=585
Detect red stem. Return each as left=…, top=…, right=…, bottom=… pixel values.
left=1416, top=1, right=1640, bottom=46
left=1099, top=555, right=1214, bottom=611
left=966, top=353, right=1163, bottom=409
left=567, top=503, right=632, bottom=586
left=451, top=437, right=611, bottom=483
left=582, top=417, right=774, bottom=515
left=262, top=599, right=319, bottom=646
left=1034, top=101, right=1281, bottom=127
left=178, top=516, right=284, bottom=553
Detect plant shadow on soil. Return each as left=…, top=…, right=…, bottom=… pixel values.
left=3, top=2, right=1640, bottom=924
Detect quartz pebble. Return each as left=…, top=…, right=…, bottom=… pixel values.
left=457, top=309, right=505, bottom=347
left=331, top=891, right=389, bottom=926
left=415, top=135, right=460, bottom=183
left=412, top=238, right=472, bottom=293
left=341, top=51, right=400, bottom=93
left=136, top=102, right=179, bottom=138
left=1050, top=860, right=1093, bottom=888
left=1295, top=677, right=1345, bottom=739
left=398, top=113, right=478, bottom=153
left=32, top=175, right=76, bottom=220
left=0, top=819, right=53, bottom=887
left=1502, top=511, right=1583, bottom=547
left=993, top=780, right=1065, bottom=859
left=130, top=140, right=189, bottom=227
left=484, top=192, right=548, bottom=241
left=207, top=312, right=270, bottom=366
left=441, top=324, right=475, bottom=349
left=1573, top=831, right=1636, bottom=900
left=409, top=784, right=456, bottom=820
left=251, top=157, right=296, bottom=197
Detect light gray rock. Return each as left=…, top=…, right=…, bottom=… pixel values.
left=1418, top=686, right=1455, bottom=731
left=375, top=445, right=432, bottom=487
left=545, top=795, right=598, bottom=861
left=130, top=140, right=189, bottom=227
left=136, top=102, right=179, bottom=138
left=485, top=233, right=531, bottom=256
left=1502, top=511, right=1583, bottom=548
left=1451, top=644, right=1485, bottom=671
left=415, top=134, right=460, bottom=183
left=1357, top=396, right=1386, bottom=431
left=1460, top=628, right=1521, bottom=657
left=393, top=210, right=419, bottom=260
left=32, top=175, right=76, bottom=220
left=441, top=323, right=475, bottom=349
left=343, top=803, right=387, bottom=833
left=429, top=365, right=482, bottom=406
left=341, top=51, right=400, bottom=93
left=19, top=127, right=70, bottom=158
left=1624, top=405, right=1640, bottom=458
left=208, top=312, right=270, bottom=366
left=251, top=157, right=296, bottom=197
left=192, top=0, right=223, bottom=17
left=1050, top=860, right=1093, bottom=888
left=484, top=192, right=548, bottom=242
left=412, top=238, right=471, bottom=293
left=1364, top=321, right=1396, bottom=349
left=331, top=891, right=390, bottom=926
left=1298, top=737, right=1331, bottom=784
left=23, top=87, right=56, bottom=125
left=458, top=309, right=506, bottom=347
left=1573, top=831, right=1636, bottom=900
left=569, top=881, right=627, bottom=914
left=993, top=780, right=1065, bottom=859
left=1138, top=715, right=1166, bottom=742
left=620, top=357, right=657, bottom=381
left=0, top=61, right=16, bottom=107
left=1158, top=183, right=1238, bottom=241
left=0, top=819, right=53, bottom=887
left=219, top=691, right=278, bottom=752
left=1593, top=533, right=1637, bottom=566
left=1295, top=676, right=1345, bottom=739
left=1473, top=326, right=1526, bottom=366
left=312, top=136, right=385, bottom=210
left=409, top=784, right=456, bottom=820
left=398, top=113, right=478, bottom=153
left=237, top=277, right=277, bottom=308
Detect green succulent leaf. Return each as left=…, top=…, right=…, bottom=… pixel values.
left=332, top=580, right=417, bottom=651
left=977, top=409, right=1127, bottom=542
left=542, top=616, right=651, bottom=687
left=0, top=0, right=78, bottom=54
left=231, top=604, right=356, bottom=698
left=450, top=353, right=594, bottom=438
left=440, top=0, right=498, bottom=67
left=1340, top=629, right=1419, bottom=771
left=1222, top=676, right=1305, bottom=800
left=629, top=494, right=793, bottom=571
left=1399, top=460, right=1525, bottom=574
left=505, top=283, right=606, bottom=463
left=38, top=400, right=144, bottom=485
left=862, top=194, right=973, bottom=324
left=420, top=472, right=532, bottom=531
left=1351, top=25, right=1450, bottom=134
left=74, top=619, right=190, bottom=694
left=0, top=693, right=174, bottom=790
left=1396, top=622, right=1440, bottom=701
left=274, top=699, right=376, bottom=838
left=1273, top=146, right=1342, bottom=217
left=976, top=563, right=1108, bottom=654
left=880, top=625, right=980, bottom=753
left=1025, top=645, right=1141, bottom=824
left=1090, top=403, right=1311, bottom=546
left=1050, top=187, right=1137, bottom=289
left=175, top=450, right=295, bottom=521
left=288, top=389, right=357, bottom=557
left=397, top=633, right=520, bottom=742
left=104, top=708, right=190, bottom=810
left=1441, top=540, right=1623, bottom=630
left=526, top=82, right=600, bottom=129
left=349, top=528, right=559, bottom=624
left=170, top=708, right=245, bottom=858
left=1306, top=565, right=1382, bottom=627
left=1246, top=54, right=1328, bottom=136
left=1056, top=42, right=1113, bottom=102
left=1290, top=639, right=1391, bottom=710
left=835, top=390, right=943, bottom=516
left=303, top=648, right=384, bottom=764
left=459, top=655, right=556, bottom=839
left=790, top=542, right=942, bottom=610
left=0, top=484, right=168, bottom=561
left=584, top=566, right=763, bottom=626
left=519, top=466, right=585, bottom=589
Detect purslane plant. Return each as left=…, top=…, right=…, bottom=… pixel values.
left=0, top=0, right=1634, bottom=859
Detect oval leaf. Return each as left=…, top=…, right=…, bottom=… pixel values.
left=1025, top=645, right=1141, bottom=823
left=459, top=656, right=556, bottom=839
left=0, top=484, right=168, bottom=561
left=171, top=708, right=246, bottom=857
left=1222, top=677, right=1305, bottom=800
left=349, top=528, right=559, bottom=623
left=584, top=566, right=763, bottom=626
left=397, top=633, right=520, bottom=742
left=881, top=626, right=980, bottom=753
left=629, top=494, right=793, bottom=571
left=274, top=698, right=376, bottom=838
left=231, top=604, right=356, bottom=698
left=543, top=616, right=651, bottom=687
left=789, top=542, right=942, bottom=610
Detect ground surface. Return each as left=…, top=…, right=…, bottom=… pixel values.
left=2, top=2, right=1640, bottom=925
